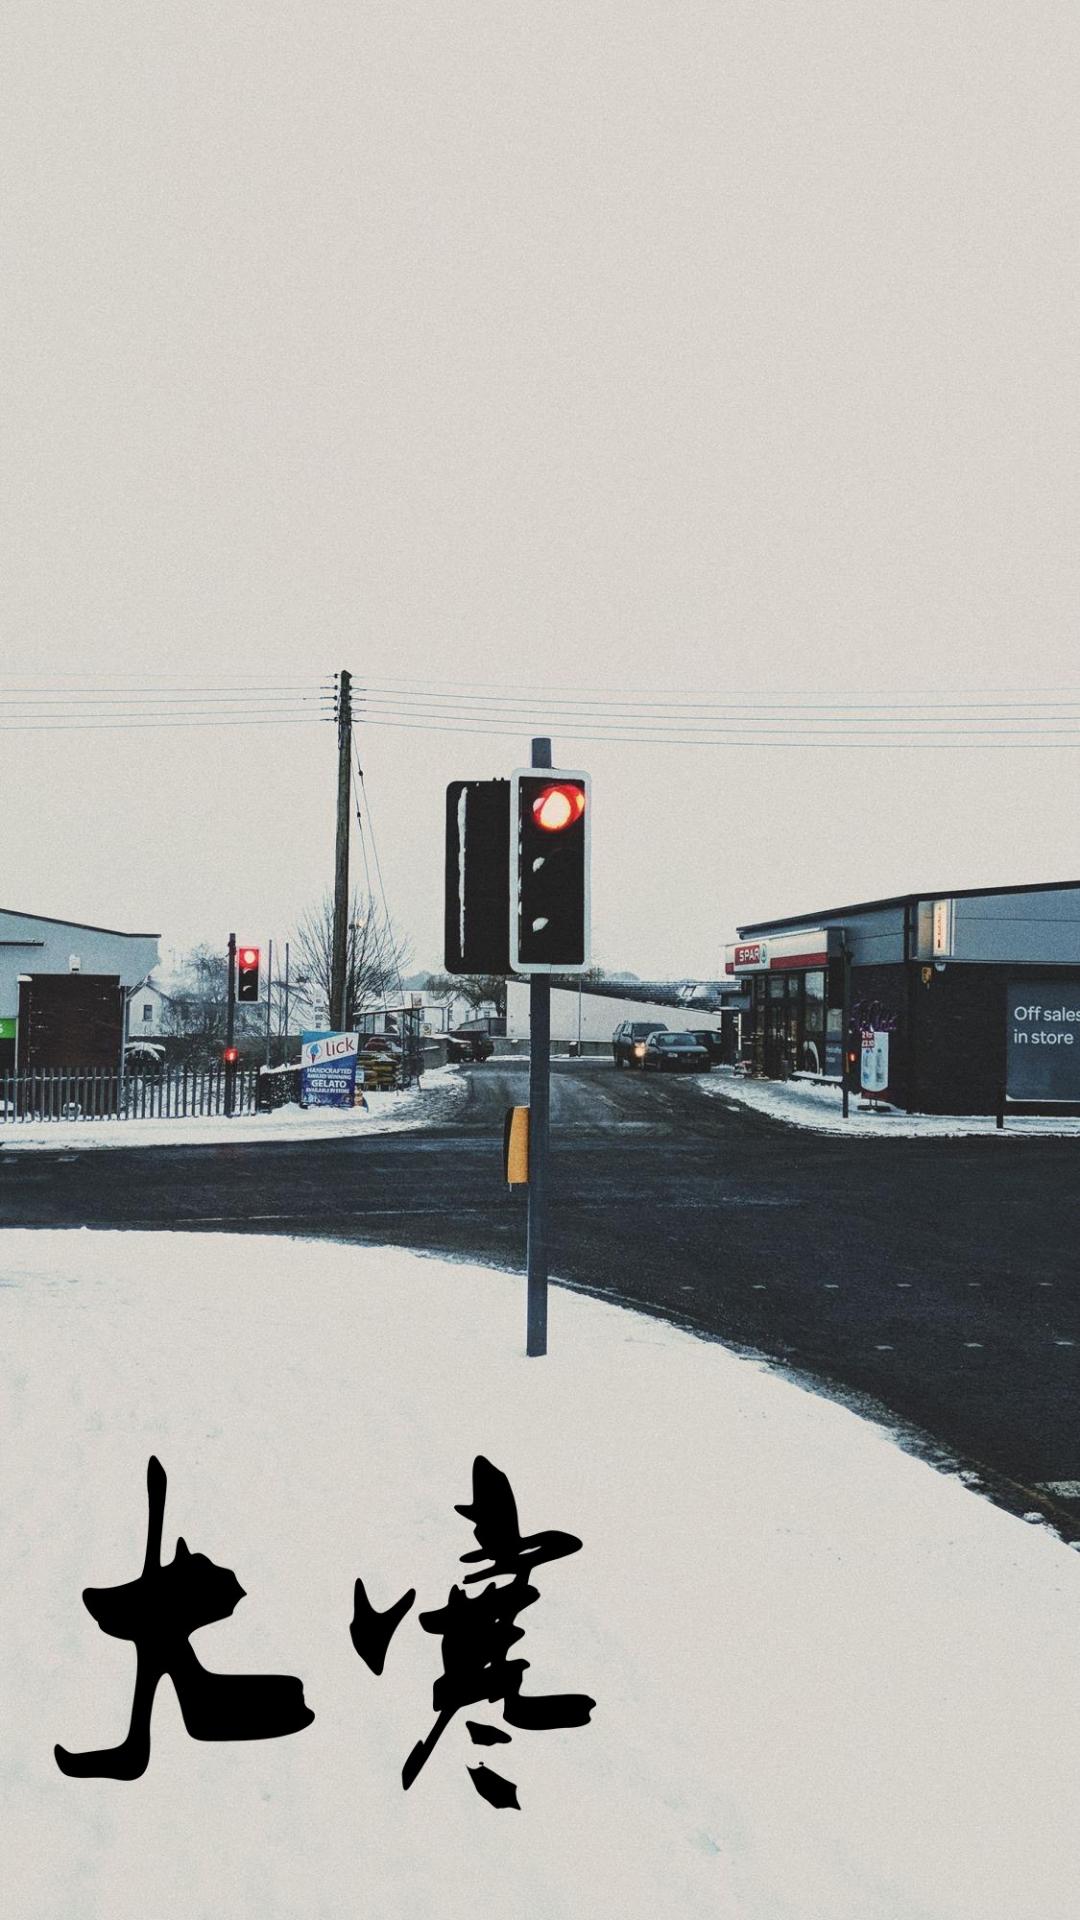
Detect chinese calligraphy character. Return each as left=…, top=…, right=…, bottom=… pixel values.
left=351, top=1455, right=594, bottom=1807
left=55, top=1456, right=314, bottom=1779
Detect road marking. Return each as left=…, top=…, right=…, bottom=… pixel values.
left=1039, top=1282, right=1054, bottom=1288
left=1053, top=1339, right=1076, bottom=1347
left=896, top=1282, right=911, bottom=1288
left=967, top=1281, right=981, bottom=1288
left=874, top=1344, right=894, bottom=1351
left=1035, top=1480, right=1080, bottom=1499
left=964, top=1342, right=984, bottom=1349
left=823, top=1283, right=839, bottom=1289
left=752, top=1283, right=766, bottom=1290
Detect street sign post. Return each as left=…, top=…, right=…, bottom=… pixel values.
left=443, top=745, right=591, bottom=1357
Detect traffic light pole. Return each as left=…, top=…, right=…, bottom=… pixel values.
left=526, top=735, right=552, bottom=1357
left=841, top=934, right=851, bottom=1120
left=225, top=931, right=236, bottom=1117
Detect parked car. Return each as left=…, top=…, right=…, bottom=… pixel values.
left=447, top=1027, right=495, bottom=1064
left=612, top=1020, right=668, bottom=1067
left=642, top=1031, right=712, bottom=1073
left=686, top=1028, right=725, bottom=1063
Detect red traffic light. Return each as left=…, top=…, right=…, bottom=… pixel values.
left=531, top=782, right=586, bottom=833
left=222, top=1046, right=239, bottom=1065
left=236, top=944, right=261, bottom=1002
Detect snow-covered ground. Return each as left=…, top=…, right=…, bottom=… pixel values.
left=702, top=1067, right=1080, bottom=1137
left=3, top=1229, right=1078, bottom=1920
left=0, top=1064, right=466, bottom=1151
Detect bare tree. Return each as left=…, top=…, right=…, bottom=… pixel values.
left=291, top=890, right=410, bottom=1030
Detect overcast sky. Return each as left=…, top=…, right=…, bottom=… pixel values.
left=3, top=3, right=1077, bottom=981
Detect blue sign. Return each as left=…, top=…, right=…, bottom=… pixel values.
left=300, top=1031, right=359, bottom=1109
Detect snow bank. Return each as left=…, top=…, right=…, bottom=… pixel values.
left=0, top=1064, right=466, bottom=1152
left=2, top=1229, right=1078, bottom=1919
left=702, top=1068, right=1080, bottom=1137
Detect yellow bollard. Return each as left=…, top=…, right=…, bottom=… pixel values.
left=503, top=1105, right=530, bottom=1184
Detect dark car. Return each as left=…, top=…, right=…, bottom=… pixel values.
left=447, top=1026, right=495, bottom=1064
left=686, top=1028, right=725, bottom=1063
left=612, top=1020, right=668, bottom=1067
left=642, top=1031, right=712, bottom=1073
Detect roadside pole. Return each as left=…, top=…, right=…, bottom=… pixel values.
left=840, top=934, right=851, bottom=1120
left=225, top=931, right=236, bottom=1116
left=265, top=937, right=274, bottom=1066
left=526, top=735, right=552, bottom=1357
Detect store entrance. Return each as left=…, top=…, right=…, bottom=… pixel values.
left=760, top=969, right=828, bottom=1078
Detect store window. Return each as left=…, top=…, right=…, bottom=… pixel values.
left=802, top=970, right=825, bottom=1073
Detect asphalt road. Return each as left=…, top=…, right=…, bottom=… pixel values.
left=3, top=1058, right=1079, bottom=1537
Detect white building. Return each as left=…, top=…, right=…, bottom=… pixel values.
left=0, top=907, right=160, bottom=1067
left=506, top=979, right=726, bottom=1049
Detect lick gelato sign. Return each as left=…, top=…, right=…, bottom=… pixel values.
left=300, top=1031, right=360, bottom=1108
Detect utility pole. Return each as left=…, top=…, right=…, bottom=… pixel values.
left=330, top=670, right=352, bottom=1032
left=526, top=734, right=552, bottom=1357
left=283, top=939, right=290, bottom=1063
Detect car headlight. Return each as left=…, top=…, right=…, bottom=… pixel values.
left=634, top=1044, right=646, bottom=1056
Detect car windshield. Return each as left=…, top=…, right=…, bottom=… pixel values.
left=657, top=1034, right=698, bottom=1048
left=632, top=1024, right=663, bottom=1036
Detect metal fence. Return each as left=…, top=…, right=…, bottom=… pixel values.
left=0, top=1066, right=260, bottom=1123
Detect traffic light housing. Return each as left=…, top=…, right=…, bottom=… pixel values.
left=511, top=771, right=590, bottom=972
left=444, top=780, right=511, bottom=974
left=237, top=946, right=260, bottom=1002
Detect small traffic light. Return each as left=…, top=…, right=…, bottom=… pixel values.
left=222, top=1046, right=239, bottom=1065
left=511, top=770, right=590, bottom=972
left=237, top=945, right=260, bottom=1002
left=444, top=780, right=511, bottom=974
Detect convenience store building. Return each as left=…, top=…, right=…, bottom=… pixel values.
left=725, top=881, right=1080, bottom=1114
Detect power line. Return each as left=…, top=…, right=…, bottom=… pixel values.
left=350, top=713, right=1080, bottom=749
left=0, top=714, right=333, bottom=733
left=355, top=682, right=1080, bottom=716
left=349, top=668, right=1080, bottom=700
left=352, top=699, right=1080, bottom=736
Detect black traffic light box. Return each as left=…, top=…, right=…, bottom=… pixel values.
left=237, top=945, right=261, bottom=1001
left=444, top=780, right=511, bottom=975
left=511, top=771, right=591, bottom=972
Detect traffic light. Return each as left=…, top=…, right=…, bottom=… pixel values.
left=222, top=1046, right=239, bottom=1065
left=511, top=771, right=590, bottom=972
left=444, top=780, right=511, bottom=974
left=237, top=945, right=260, bottom=1002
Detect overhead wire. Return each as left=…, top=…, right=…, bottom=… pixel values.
left=347, top=712, right=1080, bottom=749
left=354, top=681, right=1080, bottom=715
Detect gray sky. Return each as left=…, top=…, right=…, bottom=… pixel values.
left=3, top=3, right=1078, bottom=979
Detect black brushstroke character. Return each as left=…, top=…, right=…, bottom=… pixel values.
left=55, top=1457, right=314, bottom=1779
left=351, top=1456, right=594, bottom=1807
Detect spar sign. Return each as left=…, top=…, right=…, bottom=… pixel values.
left=300, top=1031, right=360, bottom=1109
